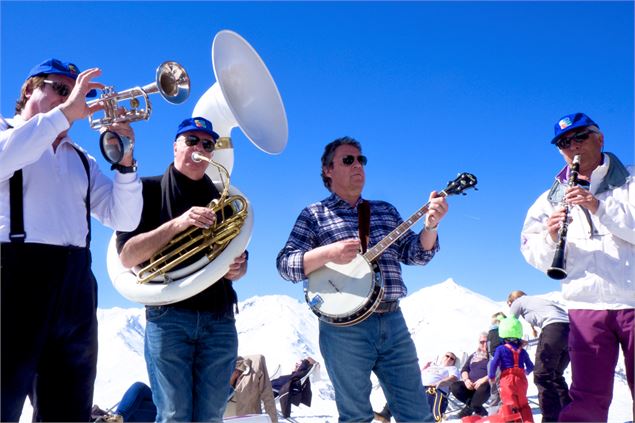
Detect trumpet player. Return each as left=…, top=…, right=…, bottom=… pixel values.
left=520, top=113, right=634, bottom=422
left=0, top=58, right=142, bottom=422
left=116, top=117, right=247, bottom=422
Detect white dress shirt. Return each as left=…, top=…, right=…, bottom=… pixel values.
left=0, top=108, right=142, bottom=247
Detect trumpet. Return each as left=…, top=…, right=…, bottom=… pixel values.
left=547, top=154, right=581, bottom=280
left=88, top=61, right=190, bottom=164
left=135, top=152, right=248, bottom=284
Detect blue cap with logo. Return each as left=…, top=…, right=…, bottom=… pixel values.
left=175, top=117, right=220, bottom=141
left=27, top=58, right=97, bottom=98
left=551, top=112, right=599, bottom=144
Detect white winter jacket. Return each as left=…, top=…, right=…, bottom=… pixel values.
left=521, top=153, right=634, bottom=310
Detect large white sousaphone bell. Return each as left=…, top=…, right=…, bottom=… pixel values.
left=108, top=30, right=288, bottom=305
left=193, top=29, right=288, bottom=181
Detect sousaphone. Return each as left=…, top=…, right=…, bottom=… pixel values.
left=107, top=30, right=288, bottom=305
left=194, top=29, right=288, bottom=181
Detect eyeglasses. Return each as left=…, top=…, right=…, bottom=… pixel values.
left=179, top=135, right=216, bottom=152
left=341, top=155, right=368, bottom=166
left=42, top=80, right=71, bottom=98
left=555, top=130, right=597, bottom=150
left=445, top=354, right=456, bottom=361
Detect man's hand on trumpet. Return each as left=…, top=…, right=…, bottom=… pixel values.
left=59, top=67, right=105, bottom=123
left=100, top=106, right=136, bottom=167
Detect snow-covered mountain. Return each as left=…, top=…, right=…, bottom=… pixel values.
left=20, top=279, right=633, bottom=422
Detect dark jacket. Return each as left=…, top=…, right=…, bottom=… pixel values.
left=487, top=325, right=502, bottom=358
left=271, top=359, right=314, bottom=418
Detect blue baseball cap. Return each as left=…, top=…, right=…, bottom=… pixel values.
left=175, top=117, right=220, bottom=141
left=551, top=112, right=599, bottom=144
left=27, top=58, right=97, bottom=98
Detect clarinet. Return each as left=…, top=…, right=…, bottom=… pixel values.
left=547, top=154, right=581, bottom=280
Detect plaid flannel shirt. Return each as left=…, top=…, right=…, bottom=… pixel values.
left=277, top=193, right=439, bottom=301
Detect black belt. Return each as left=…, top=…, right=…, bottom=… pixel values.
left=375, top=301, right=399, bottom=314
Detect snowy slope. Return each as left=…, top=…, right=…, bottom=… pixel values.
left=18, top=279, right=633, bottom=422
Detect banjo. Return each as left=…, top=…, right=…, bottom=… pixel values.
left=305, top=172, right=478, bottom=326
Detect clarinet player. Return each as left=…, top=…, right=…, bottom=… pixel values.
left=520, top=113, right=634, bottom=422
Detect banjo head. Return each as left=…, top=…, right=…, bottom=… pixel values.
left=305, top=254, right=383, bottom=326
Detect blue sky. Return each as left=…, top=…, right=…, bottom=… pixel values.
left=2, top=1, right=633, bottom=309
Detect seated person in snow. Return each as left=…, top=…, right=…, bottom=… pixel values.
left=91, top=382, right=156, bottom=422
left=450, top=332, right=491, bottom=418
left=270, top=357, right=317, bottom=418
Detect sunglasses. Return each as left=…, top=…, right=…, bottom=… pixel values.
left=479, top=340, right=487, bottom=344
left=43, top=80, right=71, bottom=97
left=445, top=354, right=456, bottom=361
left=555, top=130, right=596, bottom=150
left=341, top=155, right=368, bottom=166
left=179, top=135, right=216, bottom=152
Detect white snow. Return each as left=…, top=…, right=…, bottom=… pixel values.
left=19, top=278, right=633, bottom=422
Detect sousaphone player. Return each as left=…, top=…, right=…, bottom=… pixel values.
left=111, top=29, right=288, bottom=421
left=106, top=30, right=287, bottom=305
left=116, top=117, right=247, bottom=422
left=277, top=136, right=449, bottom=422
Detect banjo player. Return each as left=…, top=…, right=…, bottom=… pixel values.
left=276, top=136, right=449, bottom=422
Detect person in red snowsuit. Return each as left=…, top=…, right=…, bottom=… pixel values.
left=489, top=317, right=535, bottom=422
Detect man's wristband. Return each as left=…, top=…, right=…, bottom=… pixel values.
left=111, top=161, right=137, bottom=174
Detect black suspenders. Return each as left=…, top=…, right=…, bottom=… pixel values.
left=72, top=146, right=92, bottom=248
left=8, top=144, right=92, bottom=247
left=8, top=168, right=26, bottom=243
left=2, top=120, right=26, bottom=243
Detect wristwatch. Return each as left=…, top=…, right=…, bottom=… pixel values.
left=111, top=161, right=137, bottom=174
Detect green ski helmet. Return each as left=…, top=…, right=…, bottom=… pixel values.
left=498, top=316, right=523, bottom=339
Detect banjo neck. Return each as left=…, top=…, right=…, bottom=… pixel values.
left=362, top=190, right=449, bottom=263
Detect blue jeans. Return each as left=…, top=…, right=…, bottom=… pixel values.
left=116, top=382, right=157, bottom=422
left=145, top=306, right=238, bottom=422
left=319, top=308, right=430, bottom=422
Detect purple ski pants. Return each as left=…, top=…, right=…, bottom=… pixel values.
left=558, top=308, right=634, bottom=422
